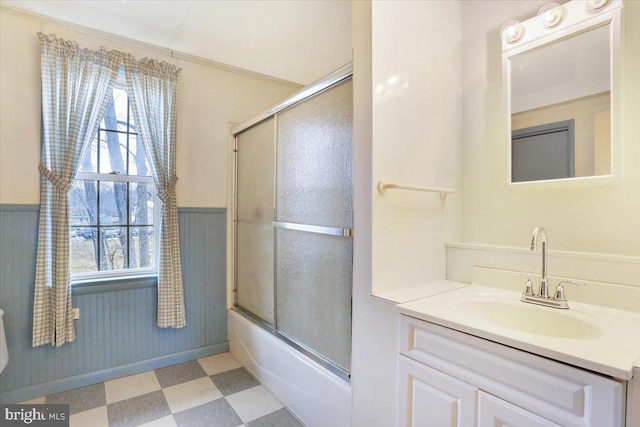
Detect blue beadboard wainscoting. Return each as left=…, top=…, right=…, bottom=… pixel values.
left=0, top=205, right=228, bottom=403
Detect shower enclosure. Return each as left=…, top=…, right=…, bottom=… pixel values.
left=230, top=65, right=353, bottom=380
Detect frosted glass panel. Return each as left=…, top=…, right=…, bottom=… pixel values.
left=236, top=118, right=275, bottom=325
left=233, top=76, right=353, bottom=377
left=237, top=222, right=274, bottom=324
left=276, top=228, right=352, bottom=371
left=276, top=78, right=353, bottom=228
left=237, top=118, right=275, bottom=223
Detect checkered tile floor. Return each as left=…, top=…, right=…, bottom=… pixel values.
left=20, top=353, right=305, bottom=427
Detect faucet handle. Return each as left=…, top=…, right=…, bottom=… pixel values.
left=511, top=273, right=535, bottom=296
left=554, top=280, right=585, bottom=301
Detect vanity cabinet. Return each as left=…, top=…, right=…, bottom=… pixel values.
left=398, top=315, right=625, bottom=427
left=399, top=355, right=562, bottom=426
left=398, top=355, right=476, bottom=426
left=478, top=391, right=561, bottom=427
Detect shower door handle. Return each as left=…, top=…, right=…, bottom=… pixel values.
left=272, top=221, right=353, bottom=237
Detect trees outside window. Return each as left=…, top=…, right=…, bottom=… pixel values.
left=70, top=87, right=157, bottom=277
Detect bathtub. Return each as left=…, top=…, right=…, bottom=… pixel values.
left=228, top=310, right=352, bottom=426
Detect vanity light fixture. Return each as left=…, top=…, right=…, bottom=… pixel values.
left=500, top=20, right=525, bottom=43
left=538, top=3, right=565, bottom=28
left=583, top=0, right=611, bottom=10
left=502, top=0, right=617, bottom=44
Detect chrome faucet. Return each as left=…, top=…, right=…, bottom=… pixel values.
left=521, top=226, right=585, bottom=309
left=530, top=226, right=549, bottom=298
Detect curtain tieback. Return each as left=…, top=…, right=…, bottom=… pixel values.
left=39, top=163, right=71, bottom=192
left=158, top=175, right=178, bottom=203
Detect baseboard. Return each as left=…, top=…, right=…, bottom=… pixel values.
left=0, top=342, right=228, bottom=403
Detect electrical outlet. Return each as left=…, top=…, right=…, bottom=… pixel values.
left=72, top=308, right=80, bottom=320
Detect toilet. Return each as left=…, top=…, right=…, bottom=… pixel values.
left=0, top=309, right=8, bottom=374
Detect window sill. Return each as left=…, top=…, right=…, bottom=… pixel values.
left=73, top=274, right=157, bottom=295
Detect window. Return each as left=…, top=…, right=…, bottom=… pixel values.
left=69, top=86, right=158, bottom=280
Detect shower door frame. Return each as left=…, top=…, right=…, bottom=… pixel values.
left=229, top=64, right=354, bottom=382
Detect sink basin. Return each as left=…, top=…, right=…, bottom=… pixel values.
left=455, top=300, right=602, bottom=339
left=397, top=283, right=640, bottom=379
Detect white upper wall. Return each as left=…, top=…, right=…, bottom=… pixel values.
left=0, top=0, right=352, bottom=85
left=460, top=0, right=640, bottom=256
left=371, top=0, right=462, bottom=294
left=0, top=9, right=302, bottom=206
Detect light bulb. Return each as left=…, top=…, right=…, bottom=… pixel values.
left=583, top=0, right=611, bottom=9
left=500, top=20, right=525, bottom=43
left=538, top=3, right=565, bottom=28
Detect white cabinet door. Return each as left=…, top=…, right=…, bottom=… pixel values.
left=401, top=316, right=624, bottom=427
left=478, top=391, right=562, bottom=427
left=398, top=355, right=477, bottom=427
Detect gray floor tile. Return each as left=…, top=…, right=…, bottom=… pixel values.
left=210, top=368, right=260, bottom=396
left=44, top=382, right=106, bottom=415
left=155, top=360, right=208, bottom=388
left=247, top=408, right=304, bottom=427
left=173, top=399, right=243, bottom=427
left=107, top=390, right=171, bottom=427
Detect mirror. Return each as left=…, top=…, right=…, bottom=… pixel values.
left=504, top=0, right=621, bottom=186
left=511, top=26, right=610, bottom=182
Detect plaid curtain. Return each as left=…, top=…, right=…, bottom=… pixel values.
left=33, top=33, right=122, bottom=347
left=123, top=56, right=186, bottom=328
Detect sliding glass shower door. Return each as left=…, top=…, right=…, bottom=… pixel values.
left=235, top=117, right=275, bottom=325
left=234, top=75, right=353, bottom=378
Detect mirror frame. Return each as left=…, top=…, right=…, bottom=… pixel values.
left=502, top=0, right=623, bottom=190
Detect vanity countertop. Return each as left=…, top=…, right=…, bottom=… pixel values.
left=397, top=283, right=640, bottom=380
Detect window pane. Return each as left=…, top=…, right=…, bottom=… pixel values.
left=70, top=180, right=97, bottom=225
left=102, top=88, right=129, bottom=133
left=100, top=227, right=127, bottom=270
left=99, top=181, right=127, bottom=226
left=71, top=227, right=98, bottom=272
left=70, top=85, right=157, bottom=280
left=128, top=135, right=151, bottom=176
left=78, top=136, right=98, bottom=173
left=130, top=182, right=154, bottom=225
left=99, top=131, right=127, bottom=174
left=130, top=227, right=154, bottom=269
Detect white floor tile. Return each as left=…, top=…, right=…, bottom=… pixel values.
left=162, top=377, right=223, bottom=414
left=198, top=352, right=242, bottom=376
left=226, top=385, right=284, bottom=423
left=138, top=415, right=178, bottom=427
left=70, top=406, right=108, bottom=427
left=105, top=370, right=161, bottom=404
left=19, top=397, right=45, bottom=404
